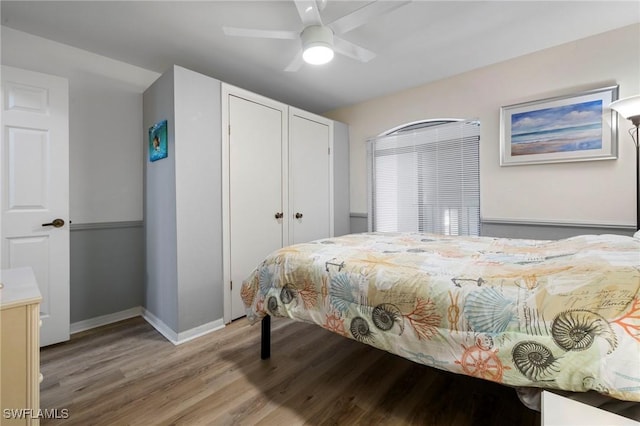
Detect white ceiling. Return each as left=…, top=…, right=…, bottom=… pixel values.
left=2, top=1, right=639, bottom=113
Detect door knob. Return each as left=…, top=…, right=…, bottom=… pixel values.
left=274, top=212, right=283, bottom=219
left=42, top=218, right=65, bottom=228
left=295, top=212, right=303, bottom=219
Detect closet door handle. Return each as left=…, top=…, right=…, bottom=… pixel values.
left=274, top=212, right=283, bottom=219
left=295, top=212, right=303, bottom=219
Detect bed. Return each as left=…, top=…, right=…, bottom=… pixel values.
left=240, top=231, right=640, bottom=405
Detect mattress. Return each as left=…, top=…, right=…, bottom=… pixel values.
left=241, top=232, right=640, bottom=402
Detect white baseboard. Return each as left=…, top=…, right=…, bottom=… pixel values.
left=141, top=308, right=225, bottom=346
left=140, top=308, right=178, bottom=343
left=70, top=306, right=225, bottom=346
left=70, top=306, right=143, bottom=334
left=176, top=318, right=226, bottom=345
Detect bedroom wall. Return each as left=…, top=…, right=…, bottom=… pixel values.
left=324, top=24, right=640, bottom=237
left=333, top=121, right=351, bottom=237
left=142, top=68, right=179, bottom=332
left=1, top=27, right=160, bottom=326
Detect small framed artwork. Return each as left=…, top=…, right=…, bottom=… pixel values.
left=500, top=86, right=618, bottom=166
left=149, top=120, right=168, bottom=162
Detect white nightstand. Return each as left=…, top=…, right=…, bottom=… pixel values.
left=542, top=391, right=639, bottom=426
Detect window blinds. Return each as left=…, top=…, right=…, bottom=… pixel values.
left=367, top=120, right=480, bottom=236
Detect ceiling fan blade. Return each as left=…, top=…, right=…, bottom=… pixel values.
left=223, top=26, right=298, bottom=40
left=284, top=51, right=305, bottom=72
left=294, top=0, right=323, bottom=26
left=333, top=36, right=376, bottom=63
left=328, top=1, right=411, bottom=35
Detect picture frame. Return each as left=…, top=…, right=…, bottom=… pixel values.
left=149, top=120, right=168, bottom=162
left=500, top=86, right=618, bottom=166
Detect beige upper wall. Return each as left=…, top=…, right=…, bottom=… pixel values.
left=325, top=24, right=640, bottom=227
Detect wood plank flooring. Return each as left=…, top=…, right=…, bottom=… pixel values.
left=40, top=316, right=540, bottom=425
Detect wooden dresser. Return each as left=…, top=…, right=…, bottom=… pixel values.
left=1, top=268, right=42, bottom=426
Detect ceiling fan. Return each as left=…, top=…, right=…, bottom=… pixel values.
left=223, top=0, right=411, bottom=72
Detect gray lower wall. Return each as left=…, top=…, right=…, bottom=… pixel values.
left=69, top=215, right=635, bottom=325
left=70, top=222, right=144, bottom=323
left=480, top=220, right=636, bottom=239
left=350, top=213, right=636, bottom=239
left=350, top=213, right=368, bottom=234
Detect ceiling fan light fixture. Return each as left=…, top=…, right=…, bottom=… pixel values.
left=303, top=44, right=334, bottom=65
left=301, top=25, right=334, bottom=65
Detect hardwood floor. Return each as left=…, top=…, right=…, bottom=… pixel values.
left=40, top=316, right=540, bottom=425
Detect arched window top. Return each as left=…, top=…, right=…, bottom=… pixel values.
left=378, top=118, right=465, bottom=137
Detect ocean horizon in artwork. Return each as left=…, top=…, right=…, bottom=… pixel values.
left=511, top=100, right=602, bottom=156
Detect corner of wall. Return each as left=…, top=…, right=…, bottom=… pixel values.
left=142, top=67, right=179, bottom=333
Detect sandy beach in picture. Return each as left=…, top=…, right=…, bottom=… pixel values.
left=511, top=138, right=599, bottom=155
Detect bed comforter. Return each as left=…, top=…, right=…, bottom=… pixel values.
left=241, top=232, right=640, bottom=402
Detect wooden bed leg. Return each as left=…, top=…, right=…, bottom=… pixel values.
left=261, top=315, right=271, bottom=360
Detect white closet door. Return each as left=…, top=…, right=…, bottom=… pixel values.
left=289, top=111, right=332, bottom=244
left=229, top=94, right=285, bottom=320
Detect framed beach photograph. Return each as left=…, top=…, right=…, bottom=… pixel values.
left=149, top=120, right=168, bottom=162
left=500, top=86, right=618, bottom=166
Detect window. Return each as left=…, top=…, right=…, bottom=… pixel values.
left=367, top=119, right=480, bottom=236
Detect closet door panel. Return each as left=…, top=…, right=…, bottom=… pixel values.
left=229, top=95, right=283, bottom=319
left=290, top=114, right=331, bottom=244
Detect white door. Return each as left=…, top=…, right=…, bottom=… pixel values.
left=228, top=94, right=286, bottom=320
left=289, top=110, right=332, bottom=244
left=1, top=66, right=70, bottom=346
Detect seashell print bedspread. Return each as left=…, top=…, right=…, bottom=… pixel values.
left=241, top=232, right=640, bottom=402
